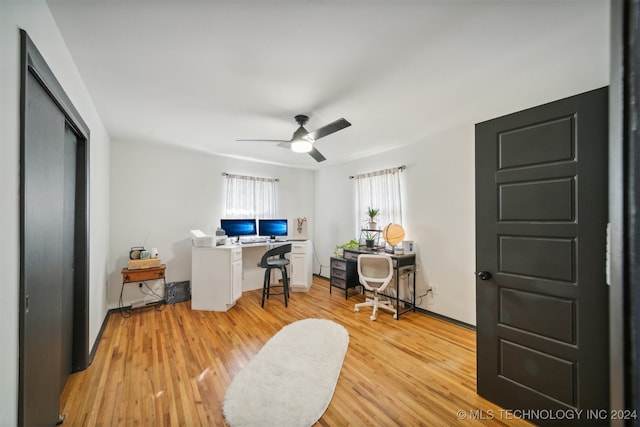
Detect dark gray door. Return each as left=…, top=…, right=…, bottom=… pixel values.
left=475, top=87, right=609, bottom=425
left=22, top=70, right=77, bottom=426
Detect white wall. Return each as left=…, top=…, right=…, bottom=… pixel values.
left=315, top=125, right=476, bottom=324
left=109, top=139, right=315, bottom=307
left=0, top=0, right=111, bottom=423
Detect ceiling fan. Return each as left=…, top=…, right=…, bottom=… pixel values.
left=237, top=114, right=351, bottom=162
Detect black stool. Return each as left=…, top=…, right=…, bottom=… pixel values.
left=258, top=244, right=292, bottom=307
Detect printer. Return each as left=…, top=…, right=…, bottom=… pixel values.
left=190, top=230, right=227, bottom=247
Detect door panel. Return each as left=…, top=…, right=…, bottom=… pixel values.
left=499, top=236, right=574, bottom=281
left=498, top=116, right=574, bottom=168
left=499, top=178, right=574, bottom=221
left=475, top=87, right=608, bottom=425
left=499, top=288, right=574, bottom=342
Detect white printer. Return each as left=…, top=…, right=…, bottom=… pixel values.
left=190, top=230, right=227, bottom=247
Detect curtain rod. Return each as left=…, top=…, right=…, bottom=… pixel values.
left=222, top=172, right=279, bottom=182
left=349, top=165, right=406, bottom=180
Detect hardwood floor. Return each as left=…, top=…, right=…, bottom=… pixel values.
left=60, top=276, right=531, bottom=426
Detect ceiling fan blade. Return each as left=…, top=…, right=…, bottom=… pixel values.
left=236, top=139, right=290, bottom=143
left=305, top=118, right=351, bottom=141
left=308, top=146, right=326, bottom=162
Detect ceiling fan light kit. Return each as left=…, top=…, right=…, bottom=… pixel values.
left=237, top=114, right=351, bottom=162
left=291, top=139, right=312, bottom=153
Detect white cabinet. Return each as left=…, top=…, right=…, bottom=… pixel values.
left=231, top=254, right=242, bottom=302
left=191, top=241, right=312, bottom=307
left=289, top=240, right=313, bottom=292
left=191, top=246, right=242, bottom=311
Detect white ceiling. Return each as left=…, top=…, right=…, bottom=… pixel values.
left=46, top=0, right=609, bottom=169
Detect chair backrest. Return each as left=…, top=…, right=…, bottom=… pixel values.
left=259, top=243, right=292, bottom=268
left=357, top=254, right=393, bottom=291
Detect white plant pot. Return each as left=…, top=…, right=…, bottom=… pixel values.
left=368, top=221, right=377, bottom=230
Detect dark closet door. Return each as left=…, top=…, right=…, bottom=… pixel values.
left=22, top=71, right=76, bottom=426
left=475, top=87, right=609, bottom=425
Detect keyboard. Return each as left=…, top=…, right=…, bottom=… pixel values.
left=240, top=239, right=288, bottom=244
left=240, top=239, right=268, bottom=244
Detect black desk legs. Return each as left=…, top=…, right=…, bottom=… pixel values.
left=394, top=267, right=417, bottom=320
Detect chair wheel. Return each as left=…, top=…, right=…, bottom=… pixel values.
left=393, top=313, right=398, bottom=319
left=354, top=307, right=359, bottom=312
left=370, top=315, right=377, bottom=321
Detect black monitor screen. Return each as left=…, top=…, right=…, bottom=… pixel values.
left=258, top=219, right=288, bottom=237
left=220, top=219, right=257, bottom=237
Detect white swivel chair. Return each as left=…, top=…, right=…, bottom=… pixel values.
left=354, top=254, right=397, bottom=320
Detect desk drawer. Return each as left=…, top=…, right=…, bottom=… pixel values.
left=331, top=258, right=346, bottom=270
left=330, top=277, right=347, bottom=290
left=291, top=243, right=307, bottom=254
left=123, top=267, right=165, bottom=283
left=231, top=248, right=242, bottom=261
left=331, top=268, right=347, bottom=280
left=343, top=251, right=360, bottom=262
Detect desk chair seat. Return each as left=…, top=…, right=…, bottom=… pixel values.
left=354, top=254, right=397, bottom=320
left=258, top=243, right=292, bottom=308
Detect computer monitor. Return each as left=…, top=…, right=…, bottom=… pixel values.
left=220, top=219, right=257, bottom=239
left=258, top=219, right=288, bottom=238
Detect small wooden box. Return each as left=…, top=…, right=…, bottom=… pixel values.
left=127, top=258, right=162, bottom=270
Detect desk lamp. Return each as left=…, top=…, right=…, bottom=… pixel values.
left=382, top=223, right=405, bottom=253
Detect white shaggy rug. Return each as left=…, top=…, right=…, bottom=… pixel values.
left=223, top=318, right=349, bottom=427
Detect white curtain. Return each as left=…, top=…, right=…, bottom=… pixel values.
left=224, top=174, right=277, bottom=218
left=354, top=167, right=403, bottom=234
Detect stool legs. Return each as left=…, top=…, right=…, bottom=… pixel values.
left=261, top=266, right=289, bottom=308
left=261, top=267, right=271, bottom=308
left=280, top=266, right=289, bottom=307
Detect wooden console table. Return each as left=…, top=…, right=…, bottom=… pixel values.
left=120, top=264, right=166, bottom=314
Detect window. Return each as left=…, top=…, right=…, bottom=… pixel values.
left=224, top=173, right=277, bottom=218
left=354, top=167, right=404, bottom=234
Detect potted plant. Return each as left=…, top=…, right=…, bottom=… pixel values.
left=363, top=231, right=377, bottom=248
left=367, top=207, right=379, bottom=230
left=335, top=239, right=359, bottom=257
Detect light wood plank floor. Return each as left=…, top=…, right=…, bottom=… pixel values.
left=60, top=276, right=531, bottom=426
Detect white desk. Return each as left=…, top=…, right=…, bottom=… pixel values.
left=191, top=240, right=313, bottom=311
